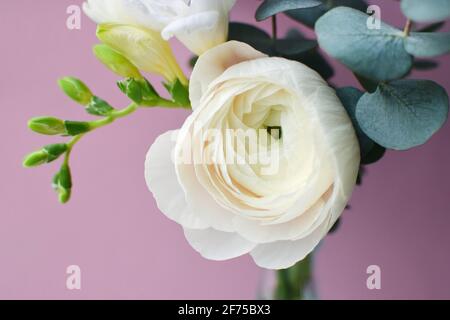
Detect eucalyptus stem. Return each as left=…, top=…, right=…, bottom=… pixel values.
left=271, top=14, right=278, bottom=41
left=403, top=19, right=412, bottom=37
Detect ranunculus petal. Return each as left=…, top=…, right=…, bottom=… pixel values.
left=184, top=227, right=256, bottom=260
left=145, top=130, right=208, bottom=229
left=250, top=218, right=330, bottom=270
left=145, top=41, right=360, bottom=269
left=189, top=41, right=266, bottom=109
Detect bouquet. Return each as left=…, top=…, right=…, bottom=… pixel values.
left=23, top=0, right=450, bottom=299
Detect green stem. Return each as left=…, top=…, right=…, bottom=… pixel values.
left=272, top=15, right=278, bottom=41
left=65, top=102, right=139, bottom=161
left=403, top=19, right=412, bottom=37
left=90, top=102, right=139, bottom=129
left=143, top=98, right=189, bottom=109
left=274, top=255, right=313, bottom=300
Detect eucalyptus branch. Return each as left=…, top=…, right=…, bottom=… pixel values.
left=403, top=19, right=413, bottom=37
left=271, top=14, right=278, bottom=41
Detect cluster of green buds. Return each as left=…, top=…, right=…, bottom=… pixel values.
left=24, top=44, right=190, bottom=204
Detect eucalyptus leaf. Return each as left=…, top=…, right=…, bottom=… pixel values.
left=413, top=59, right=439, bottom=70
left=336, top=87, right=374, bottom=157
left=285, top=0, right=368, bottom=28
left=280, top=29, right=334, bottom=79
left=356, top=80, right=449, bottom=150
left=418, top=22, right=445, bottom=33
left=255, top=0, right=321, bottom=21
left=401, top=0, right=450, bottom=23
left=405, top=32, right=450, bottom=57
left=361, top=143, right=386, bottom=165
left=354, top=73, right=379, bottom=93
left=275, top=38, right=317, bottom=56
left=228, top=22, right=273, bottom=54
left=316, top=7, right=413, bottom=81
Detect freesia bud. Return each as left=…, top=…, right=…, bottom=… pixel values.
left=64, top=121, right=92, bottom=136
left=53, top=164, right=72, bottom=204
left=117, top=78, right=159, bottom=104
left=96, top=23, right=188, bottom=86
left=86, top=96, right=114, bottom=116
left=28, top=117, right=66, bottom=135
left=23, top=150, right=48, bottom=168
left=58, top=77, right=93, bottom=105
left=23, top=144, right=68, bottom=168
left=93, top=44, right=142, bottom=79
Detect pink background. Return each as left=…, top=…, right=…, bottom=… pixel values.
left=1, top=0, right=449, bottom=299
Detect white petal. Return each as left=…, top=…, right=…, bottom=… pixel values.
left=208, top=54, right=360, bottom=218
left=145, top=130, right=208, bottom=229
left=189, top=41, right=266, bottom=109
left=250, top=218, right=330, bottom=270
left=83, top=0, right=165, bottom=30
left=184, top=228, right=256, bottom=260
left=232, top=195, right=327, bottom=243
left=161, top=11, right=219, bottom=41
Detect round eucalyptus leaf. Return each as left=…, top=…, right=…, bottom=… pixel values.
left=405, top=32, right=450, bottom=57
left=316, top=7, right=413, bottom=81
left=275, top=38, right=317, bottom=55
left=413, top=59, right=439, bottom=70
left=356, top=80, right=449, bottom=150
left=336, top=87, right=374, bottom=157
left=401, top=0, right=450, bottom=23
left=255, top=0, right=321, bottom=21
left=285, top=0, right=368, bottom=28
left=280, top=29, right=334, bottom=79
left=418, top=22, right=445, bottom=33
left=354, top=73, right=379, bottom=93
left=361, top=143, right=386, bottom=165
left=228, top=22, right=273, bottom=54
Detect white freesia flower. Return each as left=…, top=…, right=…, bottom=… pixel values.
left=145, top=41, right=360, bottom=269
left=83, top=0, right=236, bottom=55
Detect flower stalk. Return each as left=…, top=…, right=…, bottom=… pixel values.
left=274, top=255, right=314, bottom=300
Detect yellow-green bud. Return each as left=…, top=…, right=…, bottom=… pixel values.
left=53, top=164, right=72, bottom=204
left=23, top=144, right=68, bottom=168
left=58, top=188, right=71, bottom=204
left=93, top=44, right=142, bottom=79
left=23, top=150, right=48, bottom=167
left=28, top=117, right=65, bottom=135
left=58, top=77, right=93, bottom=105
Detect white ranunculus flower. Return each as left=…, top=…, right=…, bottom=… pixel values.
left=145, top=41, right=360, bottom=269
left=83, top=0, right=236, bottom=56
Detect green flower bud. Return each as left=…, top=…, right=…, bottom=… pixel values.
left=58, top=164, right=72, bottom=190
left=43, top=144, right=68, bottom=161
left=165, top=79, right=190, bottom=107
left=53, top=164, right=72, bottom=204
left=64, top=121, right=91, bottom=136
left=58, top=77, right=93, bottom=105
left=96, top=23, right=187, bottom=85
left=93, top=44, right=142, bottom=79
left=28, top=117, right=66, bottom=135
left=23, top=150, right=48, bottom=167
left=118, top=78, right=159, bottom=104
left=86, top=96, right=114, bottom=116
left=23, top=143, right=68, bottom=168
left=58, top=188, right=71, bottom=204
left=118, top=78, right=143, bottom=103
